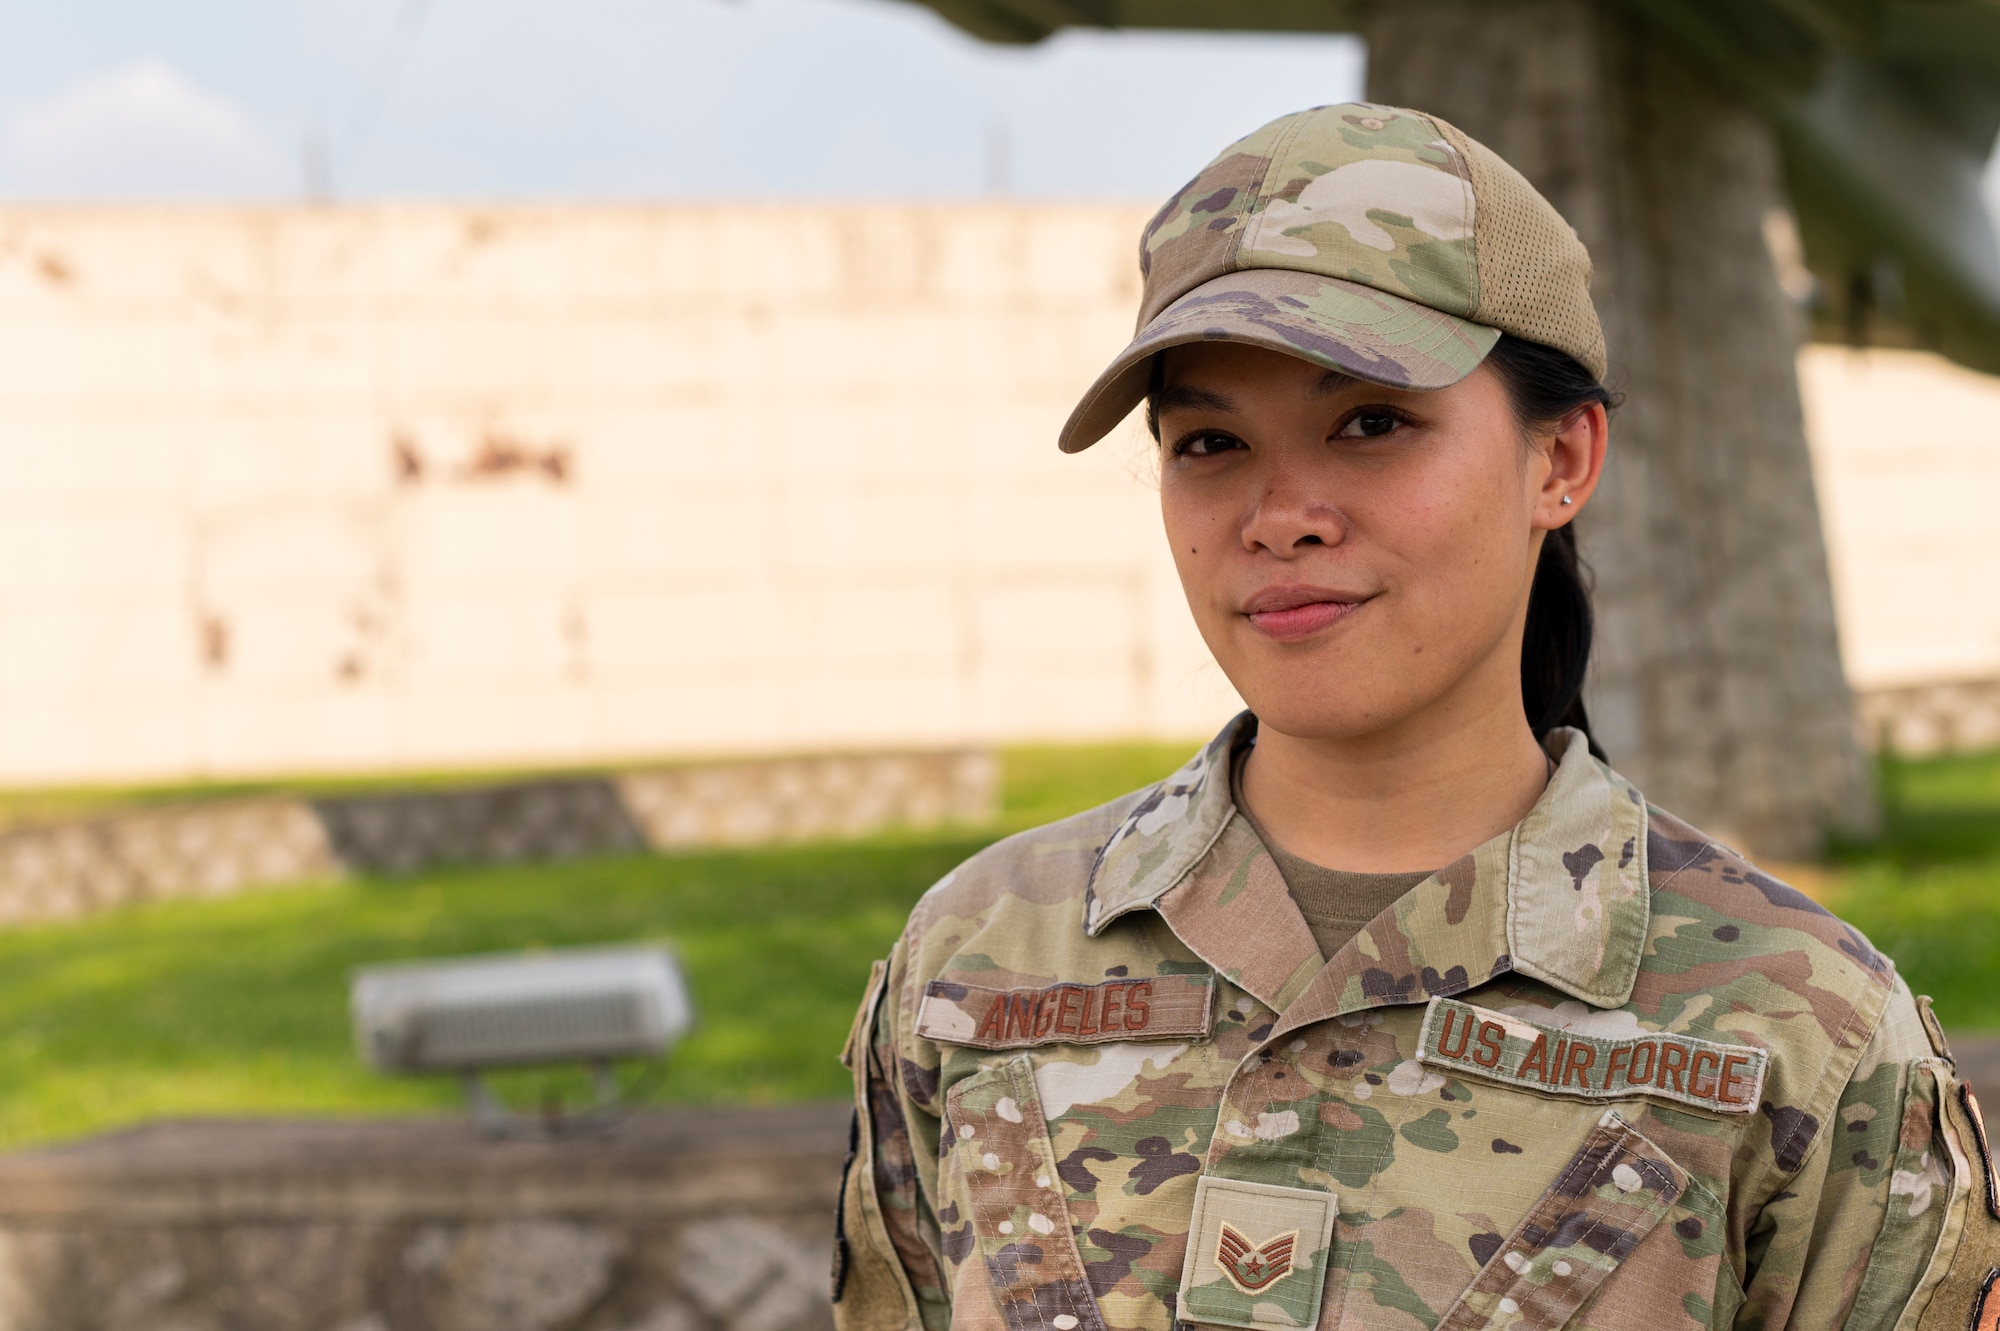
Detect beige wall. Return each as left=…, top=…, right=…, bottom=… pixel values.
left=0, top=203, right=1237, bottom=784
left=0, top=204, right=1991, bottom=784
left=1800, top=346, right=2000, bottom=692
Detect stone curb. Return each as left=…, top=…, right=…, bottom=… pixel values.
left=0, top=750, right=997, bottom=926
left=0, top=1104, right=852, bottom=1331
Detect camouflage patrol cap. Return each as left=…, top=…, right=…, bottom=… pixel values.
left=1059, top=102, right=1607, bottom=453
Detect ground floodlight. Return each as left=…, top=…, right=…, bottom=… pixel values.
left=350, top=945, right=693, bottom=1135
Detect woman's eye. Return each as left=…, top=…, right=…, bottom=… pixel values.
left=1172, top=430, right=1244, bottom=457
left=1336, top=409, right=1402, bottom=439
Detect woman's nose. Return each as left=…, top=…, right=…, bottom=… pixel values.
left=1241, top=480, right=1346, bottom=555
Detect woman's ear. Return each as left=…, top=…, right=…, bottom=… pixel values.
left=1533, top=401, right=1609, bottom=530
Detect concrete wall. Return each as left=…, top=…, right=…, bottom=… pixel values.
left=0, top=205, right=1992, bottom=785
left=0, top=1105, right=849, bottom=1331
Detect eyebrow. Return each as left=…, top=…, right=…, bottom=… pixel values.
left=1154, top=368, right=1361, bottom=416
left=1308, top=368, right=1361, bottom=397
left=1151, top=384, right=1236, bottom=415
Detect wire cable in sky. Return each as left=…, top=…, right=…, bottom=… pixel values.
left=338, top=0, right=437, bottom=191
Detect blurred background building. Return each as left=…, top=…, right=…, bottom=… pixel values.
left=0, top=201, right=1216, bottom=782
left=0, top=1, right=1994, bottom=790
left=0, top=201, right=1993, bottom=783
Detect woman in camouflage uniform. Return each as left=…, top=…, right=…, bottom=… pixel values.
left=833, top=103, right=1998, bottom=1331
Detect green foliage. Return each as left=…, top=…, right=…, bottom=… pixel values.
left=1826, top=746, right=2000, bottom=1034
left=1854, top=745, right=2000, bottom=867
left=0, top=739, right=1988, bottom=1152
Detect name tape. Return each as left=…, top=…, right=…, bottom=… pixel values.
left=916, top=974, right=1214, bottom=1049
left=1417, top=997, right=1768, bottom=1115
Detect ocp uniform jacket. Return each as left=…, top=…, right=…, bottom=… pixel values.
left=835, top=717, right=2000, bottom=1331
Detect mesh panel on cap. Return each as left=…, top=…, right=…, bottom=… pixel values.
left=1435, top=119, right=1608, bottom=380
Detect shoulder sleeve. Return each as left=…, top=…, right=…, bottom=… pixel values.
left=833, top=941, right=951, bottom=1331
left=1741, top=981, right=2000, bottom=1331
left=1893, top=1016, right=2000, bottom=1331
left=1735, top=980, right=1942, bottom=1328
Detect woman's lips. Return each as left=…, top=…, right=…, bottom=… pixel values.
left=1242, top=588, right=1369, bottom=641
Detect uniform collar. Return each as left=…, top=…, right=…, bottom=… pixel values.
left=1084, top=712, right=1652, bottom=1018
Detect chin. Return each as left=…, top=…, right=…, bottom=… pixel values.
left=1242, top=698, right=1412, bottom=743
left=1227, top=660, right=1432, bottom=743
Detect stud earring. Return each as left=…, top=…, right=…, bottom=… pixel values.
left=1560, top=495, right=1574, bottom=506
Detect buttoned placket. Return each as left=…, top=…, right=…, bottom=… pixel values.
left=1076, top=712, right=1654, bottom=1326
left=1150, top=813, right=1500, bottom=1185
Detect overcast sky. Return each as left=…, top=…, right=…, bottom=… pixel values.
left=0, top=0, right=1365, bottom=201
left=0, top=0, right=1993, bottom=219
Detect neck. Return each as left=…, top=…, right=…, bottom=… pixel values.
left=1238, top=687, right=1553, bottom=874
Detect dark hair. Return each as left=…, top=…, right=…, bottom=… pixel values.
left=1144, top=333, right=1617, bottom=757
left=1482, top=334, right=1616, bottom=759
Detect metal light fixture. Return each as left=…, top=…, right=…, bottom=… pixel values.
left=351, top=945, right=694, bottom=1135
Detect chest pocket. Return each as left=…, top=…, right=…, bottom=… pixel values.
left=1430, top=1109, right=1729, bottom=1331
left=1351, top=998, right=1747, bottom=1330
left=944, top=1055, right=1109, bottom=1331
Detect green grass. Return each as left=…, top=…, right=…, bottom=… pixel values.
left=0, top=741, right=1198, bottom=1149
left=0, top=838, right=987, bottom=1145
left=1825, top=747, right=2000, bottom=1035
left=0, top=739, right=1989, bottom=1152
left=994, top=741, right=1195, bottom=833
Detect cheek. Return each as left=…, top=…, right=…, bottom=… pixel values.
left=1370, top=463, right=1533, bottom=620
left=1160, top=483, right=1224, bottom=592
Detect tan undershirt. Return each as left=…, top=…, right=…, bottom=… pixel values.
left=1232, top=748, right=1435, bottom=962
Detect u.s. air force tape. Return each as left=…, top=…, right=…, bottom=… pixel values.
left=915, top=974, right=1215, bottom=1049
left=1417, top=996, right=1768, bottom=1114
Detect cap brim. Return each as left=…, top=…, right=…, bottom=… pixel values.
left=1058, top=269, right=1502, bottom=453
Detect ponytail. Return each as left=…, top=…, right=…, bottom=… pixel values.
left=1520, top=523, right=1602, bottom=758
left=1482, top=335, right=1618, bottom=761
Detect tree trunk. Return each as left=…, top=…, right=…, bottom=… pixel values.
left=1361, top=0, right=1876, bottom=858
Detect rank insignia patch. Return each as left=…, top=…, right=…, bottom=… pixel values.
left=1215, top=1222, right=1297, bottom=1294
left=1178, top=1176, right=1336, bottom=1331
